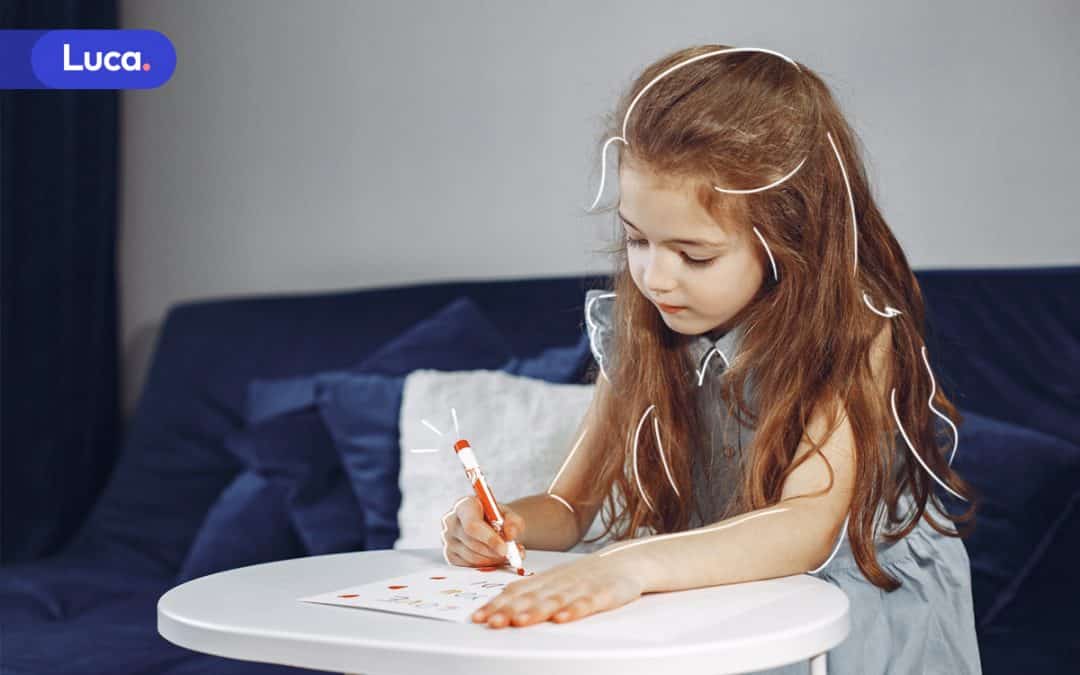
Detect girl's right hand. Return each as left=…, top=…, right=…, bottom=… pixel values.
left=444, top=496, right=527, bottom=567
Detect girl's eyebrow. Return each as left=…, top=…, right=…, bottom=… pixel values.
left=618, top=211, right=726, bottom=248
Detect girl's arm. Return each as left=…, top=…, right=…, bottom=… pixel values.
left=608, top=395, right=856, bottom=593
left=506, top=372, right=619, bottom=552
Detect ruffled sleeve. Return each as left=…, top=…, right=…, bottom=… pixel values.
left=584, top=289, right=618, bottom=380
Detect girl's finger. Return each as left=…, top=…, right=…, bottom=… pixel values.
left=449, top=548, right=488, bottom=568
left=556, top=595, right=596, bottom=622
left=454, top=531, right=501, bottom=562
left=504, top=590, right=547, bottom=623
left=474, top=589, right=516, bottom=622
left=450, top=542, right=498, bottom=568
left=482, top=590, right=535, bottom=628
left=473, top=575, right=547, bottom=624
left=463, top=519, right=508, bottom=558
left=527, top=590, right=574, bottom=624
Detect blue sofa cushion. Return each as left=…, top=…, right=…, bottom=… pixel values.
left=174, top=407, right=363, bottom=584
left=0, top=553, right=170, bottom=628
left=951, top=410, right=1080, bottom=628
left=315, top=373, right=407, bottom=551
left=988, top=487, right=1080, bottom=623
left=0, top=592, right=303, bottom=675
left=227, top=410, right=365, bottom=557
left=175, top=471, right=305, bottom=584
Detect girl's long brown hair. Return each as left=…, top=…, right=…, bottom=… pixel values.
left=580, top=44, right=976, bottom=590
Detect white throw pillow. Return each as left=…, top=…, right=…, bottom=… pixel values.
left=395, top=368, right=616, bottom=554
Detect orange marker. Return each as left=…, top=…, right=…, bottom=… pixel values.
left=452, top=438, right=526, bottom=575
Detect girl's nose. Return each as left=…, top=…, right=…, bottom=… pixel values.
left=643, top=251, right=678, bottom=295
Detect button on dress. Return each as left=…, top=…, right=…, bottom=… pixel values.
left=584, top=289, right=982, bottom=674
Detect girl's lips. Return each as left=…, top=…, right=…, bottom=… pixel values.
left=658, top=302, right=686, bottom=314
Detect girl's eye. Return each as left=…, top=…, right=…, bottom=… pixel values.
left=623, top=237, right=716, bottom=268
left=683, top=255, right=716, bottom=267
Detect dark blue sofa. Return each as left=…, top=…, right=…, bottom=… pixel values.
left=1, top=268, right=1077, bottom=674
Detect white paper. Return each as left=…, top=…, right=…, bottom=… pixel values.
left=298, top=565, right=532, bottom=623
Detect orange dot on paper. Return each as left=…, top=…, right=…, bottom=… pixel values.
left=430, top=576, right=447, bottom=579
left=388, top=585, right=408, bottom=589
left=338, top=594, right=359, bottom=598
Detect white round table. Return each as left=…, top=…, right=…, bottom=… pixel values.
left=158, top=547, right=849, bottom=675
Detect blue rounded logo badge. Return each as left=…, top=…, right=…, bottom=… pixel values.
left=31, top=29, right=176, bottom=89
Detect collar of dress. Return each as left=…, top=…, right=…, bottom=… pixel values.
left=686, top=321, right=747, bottom=382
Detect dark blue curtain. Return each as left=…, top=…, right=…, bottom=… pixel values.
left=0, top=0, right=119, bottom=564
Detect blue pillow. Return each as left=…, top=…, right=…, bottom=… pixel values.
left=174, top=409, right=362, bottom=583
left=501, top=334, right=591, bottom=382
left=178, top=296, right=516, bottom=578
left=320, top=334, right=592, bottom=550
left=949, top=410, right=1080, bottom=628
left=232, top=409, right=366, bottom=556
left=175, top=471, right=305, bottom=583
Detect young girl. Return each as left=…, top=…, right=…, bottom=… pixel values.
left=444, top=44, right=981, bottom=673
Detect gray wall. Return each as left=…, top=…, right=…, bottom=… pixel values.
left=119, top=0, right=1079, bottom=415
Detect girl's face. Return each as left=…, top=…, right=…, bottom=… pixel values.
left=618, top=163, right=765, bottom=337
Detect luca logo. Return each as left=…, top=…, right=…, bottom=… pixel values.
left=32, top=29, right=175, bottom=89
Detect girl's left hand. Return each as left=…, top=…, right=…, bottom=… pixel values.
left=470, top=550, right=648, bottom=628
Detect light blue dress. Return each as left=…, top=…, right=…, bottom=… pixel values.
left=584, top=289, right=982, bottom=674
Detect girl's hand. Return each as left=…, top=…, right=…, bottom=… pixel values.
left=470, top=550, right=647, bottom=628
left=444, top=496, right=527, bottom=567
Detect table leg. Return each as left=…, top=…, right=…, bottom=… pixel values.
left=809, top=652, right=827, bottom=674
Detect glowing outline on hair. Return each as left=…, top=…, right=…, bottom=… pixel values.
left=653, top=415, right=681, bottom=497
left=922, top=345, right=959, bottom=465
left=863, top=291, right=903, bottom=318
left=632, top=404, right=658, bottom=513
left=587, top=48, right=804, bottom=212
left=891, top=386, right=964, bottom=501
left=752, top=225, right=779, bottom=281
